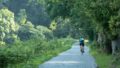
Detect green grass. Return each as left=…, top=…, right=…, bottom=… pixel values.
left=90, top=48, right=112, bottom=68
left=89, top=43, right=120, bottom=68
left=112, top=53, right=120, bottom=68
left=8, top=38, right=75, bottom=68
left=11, top=51, right=63, bottom=68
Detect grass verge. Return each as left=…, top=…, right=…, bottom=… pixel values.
left=90, top=45, right=112, bottom=68
left=111, top=53, right=120, bottom=68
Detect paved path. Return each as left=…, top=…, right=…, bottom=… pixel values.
left=39, top=42, right=97, bottom=68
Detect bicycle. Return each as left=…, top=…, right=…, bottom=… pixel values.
left=80, top=45, right=84, bottom=54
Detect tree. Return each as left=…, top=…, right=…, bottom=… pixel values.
left=0, top=8, right=19, bottom=44
left=4, top=0, right=51, bottom=26
left=45, top=0, right=120, bottom=53
left=45, top=0, right=74, bottom=19
left=16, top=9, right=27, bottom=25
left=52, top=17, right=71, bottom=38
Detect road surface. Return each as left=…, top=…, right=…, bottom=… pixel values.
left=39, top=42, right=97, bottom=68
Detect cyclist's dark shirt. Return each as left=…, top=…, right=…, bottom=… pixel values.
left=79, top=39, right=84, bottom=46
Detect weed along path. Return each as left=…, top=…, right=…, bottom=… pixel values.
left=39, top=42, right=97, bottom=68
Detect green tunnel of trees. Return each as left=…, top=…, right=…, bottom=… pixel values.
left=0, top=0, right=120, bottom=67
left=45, top=0, right=120, bottom=54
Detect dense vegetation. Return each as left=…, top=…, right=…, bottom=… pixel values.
left=1, top=38, right=73, bottom=68
left=44, top=0, right=120, bottom=67
left=0, top=7, right=74, bottom=68
left=0, top=0, right=74, bottom=68
left=0, top=0, right=120, bottom=68
left=45, top=0, right=120, bottom=53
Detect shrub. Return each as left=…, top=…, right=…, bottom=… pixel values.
left=0, top=8, right=19, bottom=44
left=0, top=37, right=74, bottom=68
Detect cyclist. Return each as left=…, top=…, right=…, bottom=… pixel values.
left=79, top=38, right=84, bottom=54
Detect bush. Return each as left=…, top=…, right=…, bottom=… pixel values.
left=0, top=8, right=19, bottom=44
left=0, top=37, right=74, bottom=68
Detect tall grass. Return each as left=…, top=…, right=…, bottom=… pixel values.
left=111, top=53, right=120, bottom=68
left=89, top=42, right=112, bottom=68
left=0, top=38, right=74, bottom=68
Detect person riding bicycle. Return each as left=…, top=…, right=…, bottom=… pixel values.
left=79, top=38, right=84, bottom=53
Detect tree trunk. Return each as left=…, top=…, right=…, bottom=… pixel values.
left=112, top=38, right=120, bottom=55
left=97, top=32, right=104, bottom=48
left=102, top=31, right=112, bottom=54
left=116, top=38, right=120, bottom=50
left=112, top=40, right=117, bottom=55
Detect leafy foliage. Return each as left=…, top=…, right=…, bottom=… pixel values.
left=50, top=20, right=57, bottom=30
left=0, top=38, right=74, bottom=68
left=45, top=0, right=74, bottom=19
left=45, top=0, right=120, bottom=53
left=0, top=1, right=73, bottom=68
left=52, top=17, right=71, bottom=38
left=16, top=9, right=27, bottom=25
left=1, top=0, right=120, bottom=67
left=0, top=8, right=19, bottom=44
left=5, top=0, right=51, bottom=26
